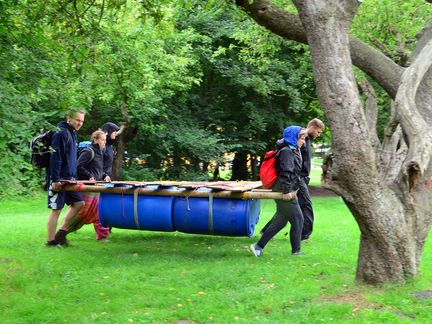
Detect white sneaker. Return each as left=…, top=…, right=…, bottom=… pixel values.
left=250, top=243, right=263, bottom=257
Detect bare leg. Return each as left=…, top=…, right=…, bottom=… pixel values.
left=59, top=201, right=85, bottom=232
left=47, top=209, right=62, bottom=241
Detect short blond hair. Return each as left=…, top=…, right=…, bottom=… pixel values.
left=91, top=129, right=106, bottom=143
left=308, top=118, right=325, bottom=130
left=67, top=109, right=86, bottom=119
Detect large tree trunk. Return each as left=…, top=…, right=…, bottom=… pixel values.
left=112, top=97, right=138, bottom=180
left=235, top=0, right=432, bottom=284
left=230, top=152, right=248, bottom=180
left=293, top=0, right=432, bottom=284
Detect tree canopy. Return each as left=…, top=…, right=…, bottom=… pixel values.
left=1, top=0, right=320, bottom=196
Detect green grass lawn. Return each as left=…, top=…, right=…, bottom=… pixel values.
left=0, top=195, right=431, bottom=323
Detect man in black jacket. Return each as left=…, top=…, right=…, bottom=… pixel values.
left=46, top=110, right=85, bottom=247
left=299, top=118, right=325, bottom=241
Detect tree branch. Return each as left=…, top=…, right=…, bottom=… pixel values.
left=394, top=37, right=432, bottom=189
left=411, top=21, right=432, bottom=62
left=359, top=78, right=380, bottom=150
left=235, top=0, right=403, bottom=98
left=379, top=119, right=407, bottom=186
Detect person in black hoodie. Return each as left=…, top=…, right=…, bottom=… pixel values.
left=250, top=126, right=306, bottom=257
left=46, top=110, right=85, bottom=247
left=101, top=122, right=121, bottom=178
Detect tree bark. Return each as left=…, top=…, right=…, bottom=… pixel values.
left=112, top=97, right=138, bottom=180
left=359, top=78, right=380, bottom=151
left=230, top=152, right=248, bottom=180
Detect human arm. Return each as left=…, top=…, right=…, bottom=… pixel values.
left=49, top=130, right=67, bottom=182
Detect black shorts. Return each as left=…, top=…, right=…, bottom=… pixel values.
left=47, top=181, right=83, bottom=210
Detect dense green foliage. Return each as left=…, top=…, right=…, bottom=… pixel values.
left=0, top=1, right=319, bottom=197
left=1, top=0, right=431, bottom=197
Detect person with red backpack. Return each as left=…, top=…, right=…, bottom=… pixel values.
left=250, top=126, right=307, bottom=257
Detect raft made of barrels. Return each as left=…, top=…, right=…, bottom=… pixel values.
left=62, top=181, right=295, bottom=237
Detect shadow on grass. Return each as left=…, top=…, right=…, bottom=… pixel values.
left=66, top=230, right=255, bottom=261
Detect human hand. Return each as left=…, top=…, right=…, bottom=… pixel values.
left=89, top=177, right=96, bottom=182
left=104, top=176, right=111, bottom=182
left=283, top=192, right=296, bottom=201
left=52, top=182, right=63, bottom=192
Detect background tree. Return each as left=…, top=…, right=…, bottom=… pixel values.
left=167, top=4, right=319, bottom=180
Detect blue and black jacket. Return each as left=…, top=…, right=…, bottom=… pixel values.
left=273, top=126, right=303, bottom=194
left=77, top=143, right=107, bottom=181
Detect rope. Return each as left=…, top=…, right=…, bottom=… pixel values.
left=121, top=187, right=126, bottom=220
left=183, top=188, right=199, bottom=211
left=208, top=190, right=214, bottom=234
left=133, top=187, right=140, bottom=229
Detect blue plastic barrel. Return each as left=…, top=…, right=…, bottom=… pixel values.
left=173, top=188, right=260, bottom=237
left=98, top=185, right=176, bottom=232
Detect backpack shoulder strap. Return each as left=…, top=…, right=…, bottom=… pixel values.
left=276, top=146, right=289, bottom=157
left=86, top=147, right=95, bottom=163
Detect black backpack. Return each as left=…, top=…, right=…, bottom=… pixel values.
left=77, top=141, right=95, bottom=164
left=30, top=128, right=71, bottom=169
left=30, top=130, right=57, bottom=168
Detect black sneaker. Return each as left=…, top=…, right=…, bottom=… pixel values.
left=45, top=240, right=59, bottom=247
left=54, top=230, right=69, bottom=247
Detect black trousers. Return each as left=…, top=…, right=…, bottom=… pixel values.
left=298, top=177, right=314, bottom=240
left=257, top=199, right=303, bottom=253
left=260, top=177, right=314, bottom=240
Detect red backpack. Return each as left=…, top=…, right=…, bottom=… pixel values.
left=259, top=147, right=287, bottom=189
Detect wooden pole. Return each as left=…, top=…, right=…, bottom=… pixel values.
left=62, top=184, right=295, bottom=200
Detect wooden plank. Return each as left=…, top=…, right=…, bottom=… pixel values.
left=205, top=181, right=263, bottom=192
left=61, top=180, right=264, bottom=191
left=62, top=184, right=296, bottom=200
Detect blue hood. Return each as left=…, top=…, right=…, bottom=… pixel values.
left=283, top=126, right=302, bottom=149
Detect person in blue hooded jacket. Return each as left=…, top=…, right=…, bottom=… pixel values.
left=250, top=126, right=306, bottom=257
left=45, top=110, right=85, bottom=247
